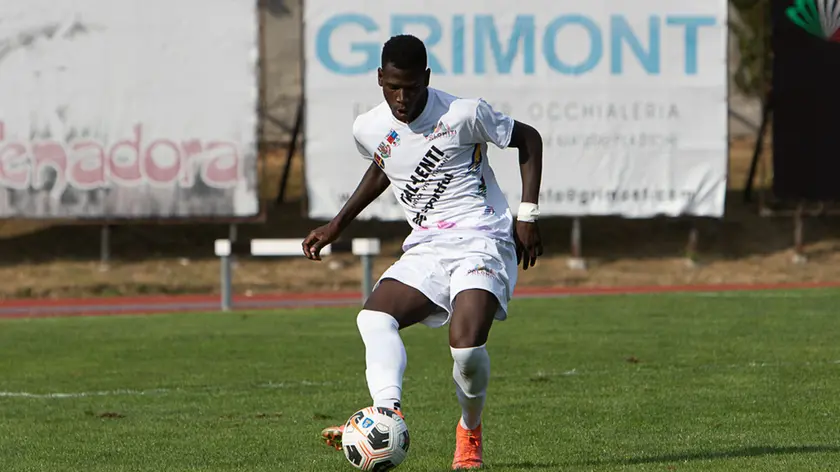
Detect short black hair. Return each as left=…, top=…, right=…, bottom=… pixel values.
left=381, top=34, right=427, bottom=71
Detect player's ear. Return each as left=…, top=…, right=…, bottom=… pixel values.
left=377, top=68, right=384, bottom=87
left=423, top=68, right=430, bottom=86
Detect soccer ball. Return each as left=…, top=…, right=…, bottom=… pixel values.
left=342, top=406, right=410, bottom=471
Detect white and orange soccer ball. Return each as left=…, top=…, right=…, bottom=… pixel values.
left=342, top=406, right=410, bottom=471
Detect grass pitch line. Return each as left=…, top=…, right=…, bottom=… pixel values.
left=0, top=388, right=171, bottom=399
left=0, top=380, right=336, bottom=400
left=4, top=360, right=839, bottom=401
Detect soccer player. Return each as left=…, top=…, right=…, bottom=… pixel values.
left=301, top=34, right=544, bottom=470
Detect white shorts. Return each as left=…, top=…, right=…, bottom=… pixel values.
left=374, top=233, right=519, bottom=328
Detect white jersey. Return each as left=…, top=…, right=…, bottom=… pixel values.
left=353, top=88, right=516, bottom=249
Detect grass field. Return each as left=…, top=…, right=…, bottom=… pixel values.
left=2, top=289, right=840, bottom=471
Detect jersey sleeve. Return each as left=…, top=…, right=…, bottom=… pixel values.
left=465, top=98, right=515, bottom=149
left=352, top=118, right=373, bottom=160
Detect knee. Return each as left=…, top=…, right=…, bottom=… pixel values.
left=449, top=328, right=485, bottom=349
left=451, top=345, right=490, bottom=397
left=356, top=309, right=398, bottom=335
left=450, top=344, right=489, bottom=377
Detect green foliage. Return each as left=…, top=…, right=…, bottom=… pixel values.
left=730, top=0, right=772, bottom=99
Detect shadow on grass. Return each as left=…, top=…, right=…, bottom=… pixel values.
left=487, top=461, right=560, bottom=470
left=577, top=445, right=840, bottom=467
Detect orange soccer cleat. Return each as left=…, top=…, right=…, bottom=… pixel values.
left=452, top=421, right=484, bottom=470
left=320, top=407, right=405, bottom=452
left=320, top=423, right=345, bottom=451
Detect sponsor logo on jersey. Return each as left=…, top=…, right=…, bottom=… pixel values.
left=425, top=121, right=457, bottom=141
left=386, top=129, right=401, bottom=146
left=396, top=144, right=458, bottom=228
left=377, top=142, right=391, bottom=159
left=467, top=265, right=497, bottom=278
left=412, top=172, right=454, bottom=226
left=399, top=145, right=447, bottom=206
left=375, top=130, right=400, bottom=160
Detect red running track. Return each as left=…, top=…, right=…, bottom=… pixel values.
left=1, top=281, right=840, bottom=319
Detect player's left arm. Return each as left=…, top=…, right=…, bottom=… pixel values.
left=507, top=120, right=544, bottom=270
left=468, top=98, right=544, bottom=269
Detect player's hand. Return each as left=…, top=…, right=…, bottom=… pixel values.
left=514, top=220, right=544, bottom=270
left=302, top=222, right=340, bottom=261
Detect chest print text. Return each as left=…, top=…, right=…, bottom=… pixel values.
left=397, top=144, right=456, bottom=227
left=399, top=145, right=449, bottom=205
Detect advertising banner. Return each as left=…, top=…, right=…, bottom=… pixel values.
left=0, top=0, right=259, bottom=218
left=303, top=0, right=728, bottom=220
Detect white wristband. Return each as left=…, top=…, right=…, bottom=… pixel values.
left=517, top=202, right=540, bottom=223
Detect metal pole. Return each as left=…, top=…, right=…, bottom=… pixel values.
left=568, top=218, right=586, bottom=270
left=220, top=224, right=239, bottom=312
left=229, top=224, right=238, bottom=269
left=221, top=254, right=232, bottom=311
left=686, top=224, right=699, bottom=268
left=100, top=225, right=111, bottom=271
left=361, top=254, right=373, bottom=305
left=793, top=202, right=807, bottom=264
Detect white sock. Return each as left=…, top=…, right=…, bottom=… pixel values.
left=451, top=344, right=490, bottom=430
left=356, top=310, right=406, bottom=413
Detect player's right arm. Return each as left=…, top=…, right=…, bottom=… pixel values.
left=302, top=161, right=390, bottom=261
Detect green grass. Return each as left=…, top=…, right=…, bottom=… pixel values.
left=2, top=289, right=840, bottom=471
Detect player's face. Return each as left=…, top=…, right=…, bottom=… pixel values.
left=378, top=64, right=430, bottom=123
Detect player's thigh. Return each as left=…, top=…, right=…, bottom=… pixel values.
left=364, top=278, right=438, bottom=330
left=449, top=289, right=499, bottom=348
left=447, top=236, right=515, bottom=348
left=365, top=243, right=451, bottom=329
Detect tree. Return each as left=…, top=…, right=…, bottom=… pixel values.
left=730, top=0, right=772, bottom=101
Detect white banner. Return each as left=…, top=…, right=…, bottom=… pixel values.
left=0, top=0, right=259, bottom=218
left=303, top=0, right=728, bottom=220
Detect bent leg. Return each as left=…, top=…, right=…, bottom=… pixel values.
left=357, top=278, right=438, bottom=412
left=449, top=289, right=498, bottom=469
left=364, top=278, right=439, bottom=329
left=321, top=278, right=437, bottom=450
left=449, top=289, right=497, bottom=429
